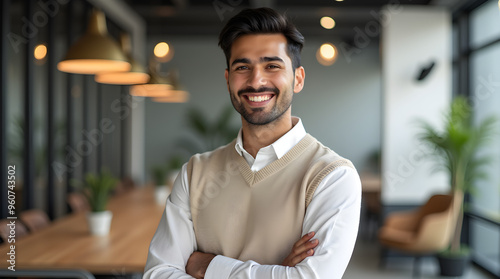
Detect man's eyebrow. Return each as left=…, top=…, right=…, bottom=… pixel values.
left=231, top=58, right=251, bottom=66
left=231, top=56, right=284, bottom=67
left=261, top=56, right=284, bottom=63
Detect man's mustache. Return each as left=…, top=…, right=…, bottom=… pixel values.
left=238, top=87, right=279, bottom=96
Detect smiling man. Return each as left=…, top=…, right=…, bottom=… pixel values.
left=144, top=8, right=361, bottom=279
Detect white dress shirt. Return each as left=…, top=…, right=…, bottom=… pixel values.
left=144, top=117, right=362, bottom=279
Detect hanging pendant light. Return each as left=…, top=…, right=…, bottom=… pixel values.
left=152, top=91, right=189, bottom=103
left=130, top=61, right=173, bottom=97
left=95, top=34, right=150, bottom=85
left=153, top=69, right=189, bottom=103
left=57, top=9, right=131, bottom=75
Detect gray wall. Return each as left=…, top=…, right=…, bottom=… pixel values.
left=144, top=36, right=382, bottom=181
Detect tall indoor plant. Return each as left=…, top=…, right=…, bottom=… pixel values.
left=418, top=96, right=496, bottom=276
left=74, top=170, right=117, bottom=235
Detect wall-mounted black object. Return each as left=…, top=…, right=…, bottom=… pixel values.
left=416, top=61, right=436, bottom=81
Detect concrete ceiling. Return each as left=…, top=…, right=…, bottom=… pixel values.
left=123, top=0, right=462, bottom=41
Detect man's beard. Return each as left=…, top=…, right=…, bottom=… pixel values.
left=229, top=86, right=292, bottom=126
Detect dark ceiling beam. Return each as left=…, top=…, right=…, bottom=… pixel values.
left=134, top=5, right=379, bottom=20
left=275, top=0, right=431, bottom=6
left=131, top=1, right=434, bottom=39
left=250, top=0, right=276, bottom=8
left=145, top=22, right=370, bottom=41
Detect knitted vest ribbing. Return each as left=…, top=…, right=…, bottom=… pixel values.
left=187, top=134, right=354, bottom=264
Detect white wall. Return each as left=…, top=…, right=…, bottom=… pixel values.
left=144, top=36, right=382, bottom=182
left=381, top=7, right=452, bottom=204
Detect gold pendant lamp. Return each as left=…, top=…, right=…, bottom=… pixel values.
left=152, top=91, right=189, bottom=103
left=95, top=34, right=150, bottom=85
left=152, top=69, right=189, bottom=103
left=57, top=9, right=131, bottom=75
left=130, top=61, right=173, bottom=97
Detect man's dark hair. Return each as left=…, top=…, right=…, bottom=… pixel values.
left=218, top=8, right=305, bottom=70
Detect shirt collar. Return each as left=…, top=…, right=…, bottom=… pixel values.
left=235, top=117, right=306, bottom=159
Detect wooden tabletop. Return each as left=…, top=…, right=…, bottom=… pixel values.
left=0, top=186, right=164, bottom=274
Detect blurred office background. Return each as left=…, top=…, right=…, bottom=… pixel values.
left=0, top=0, right=499, bottom=278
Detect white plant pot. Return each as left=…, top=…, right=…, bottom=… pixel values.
left=155, top=185, right=171, bottom=205
left=86, top=210, right=113, bottom=236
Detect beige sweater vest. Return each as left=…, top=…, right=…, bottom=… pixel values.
left=187, top=134, right=354, bottom=265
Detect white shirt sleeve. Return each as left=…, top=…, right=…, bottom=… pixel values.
left=143, top=163, right=197, bottom=279
left=204, top=166, right=362, bottom=279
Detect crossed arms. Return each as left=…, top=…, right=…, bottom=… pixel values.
left=186, top=231, right=319, bottom=278
left=143, top=164, right=361, bottom=279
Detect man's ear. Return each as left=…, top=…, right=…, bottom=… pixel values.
left=293, top=66, right=305, bottom=93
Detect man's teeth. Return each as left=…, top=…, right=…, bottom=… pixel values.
left=248, top=95, right=271, bottom=102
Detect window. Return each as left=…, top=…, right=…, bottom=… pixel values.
left=470, top=0, right=500, bottom=49
left=455, top=0, right=500, bottom=277
left=470, top=44, right=500, bottom=223
left=471, top=219, right=500, bottom=276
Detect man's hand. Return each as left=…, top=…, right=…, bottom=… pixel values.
left=186, top=251, right=216, bottom=279
left=281, top=232, right=319, bottom=267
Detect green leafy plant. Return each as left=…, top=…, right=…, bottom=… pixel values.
left=166, top=105, right=239, bottom=168
left=166, top=154, right=184, bottom=174
left=175, top=105, right=240, bottom=155
left=152, top=165, right=167, bottom=186
left=74, top=170, right=118, bottom=212
left=418, top=96, right=497, bottom=255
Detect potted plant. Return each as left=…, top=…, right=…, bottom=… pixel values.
left=74, top=170, right=117, bottom=236
left=165, top=155, right=185, bottom=187
left=418, top=96, right=496, bottom=276
left=152, top=165, right=169, bottom=205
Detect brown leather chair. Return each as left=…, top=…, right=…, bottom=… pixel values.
left=378, top=191, right=463, bottom=277
left=114, top=176, right=136, bottom=195
left=67, top=192, right=91, bottom=213
left=20, top=209, right=51, bottom=232
left=0, top=218, right=29, bottom=243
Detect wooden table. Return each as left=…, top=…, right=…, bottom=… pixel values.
left=0, top=187, right=164, bottom=275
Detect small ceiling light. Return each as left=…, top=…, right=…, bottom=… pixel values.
left=154, top=42, right=169, bottom=57
left=34, top=44, right=47, bottom=60
left=316, top=43, right=338, bottom=66
left=320, top=44, right=336, bottom=59
left=320, top=17, right=336, bottom=29
left=95, top=34, right=150, bottom=85
left=57, top=9, right=130, bottom=75
left=154, top=42, right=174, bottom=62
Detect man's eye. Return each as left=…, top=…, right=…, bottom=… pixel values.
left=267, top=64, right=280, bottom=69
left=235, top=66, right=248, bottom=70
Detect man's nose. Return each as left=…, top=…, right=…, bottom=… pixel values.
left=248, top=67, right=267, bottom=88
